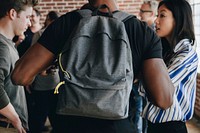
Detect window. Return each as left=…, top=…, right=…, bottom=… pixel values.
left=189, top=0, right=200, bottom=72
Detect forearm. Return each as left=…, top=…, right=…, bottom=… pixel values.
left=11, top=43, right=55, bottom=86
left=0, top=73, right=10, bottom=109
left=0, top=103, right=26, bottom=132
left=0, top=103, right=20, bottom=124
left=143, top=58, right=174, bottom=109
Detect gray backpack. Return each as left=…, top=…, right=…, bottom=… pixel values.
left=56, top=5, right=134, bottom=120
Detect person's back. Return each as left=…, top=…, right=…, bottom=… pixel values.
left=11, top=0, right=174, bottom=133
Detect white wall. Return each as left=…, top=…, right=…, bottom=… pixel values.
left=189, top=0, right=200, bottom=72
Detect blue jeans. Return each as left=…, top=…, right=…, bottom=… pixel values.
left=130, top=82, right=143, bottom=133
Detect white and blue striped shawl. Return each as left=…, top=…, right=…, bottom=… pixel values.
left=139, top=39, right=198, bottom=123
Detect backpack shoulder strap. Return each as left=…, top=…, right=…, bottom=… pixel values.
left=113, top=11, right=135, bottom=22
left=77, top=9, right=135, bottom=21
left=77, top=9, right=93, bottom=18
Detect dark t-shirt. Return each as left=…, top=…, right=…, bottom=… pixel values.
left=38, top=10, right=162, bottom=79
left=17, top=28, right=34, bottom=57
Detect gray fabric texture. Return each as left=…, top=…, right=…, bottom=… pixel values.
left=57, top=10, right=134, bottom=120
left=32, top=68, right=60, bottom=91
left=0, top=34, right=28, bottom=129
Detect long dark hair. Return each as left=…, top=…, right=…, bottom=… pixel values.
left=159, top=0, right=195, bottom=64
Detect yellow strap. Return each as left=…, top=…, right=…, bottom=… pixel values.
left=54, top=81, right=65, bottom=94
left=59, top=53, right=71, bottom=79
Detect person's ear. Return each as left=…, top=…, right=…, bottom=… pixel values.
left=8, top=9, right=17, bottom=20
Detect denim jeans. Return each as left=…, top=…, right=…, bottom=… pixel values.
left=130, top=82, right=144, bottom=133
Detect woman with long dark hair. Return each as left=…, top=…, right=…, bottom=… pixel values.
left=140, top=0, right=198, bottom=133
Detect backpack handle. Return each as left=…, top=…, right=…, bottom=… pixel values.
left=92, top=4, right=113, bottom=17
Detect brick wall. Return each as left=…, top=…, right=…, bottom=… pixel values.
left=195, top=74, right=200, bottom=118
left=35, top=0, right=200, bottom=119
left=36, top=0, right=143, bottom=24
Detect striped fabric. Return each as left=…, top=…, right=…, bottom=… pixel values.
left=139, top=39, right=198, bottom=123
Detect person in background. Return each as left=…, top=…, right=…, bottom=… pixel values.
left=30, top=11, right=60, bottom=133
left=31, top=11, right=60, bottom=45
left=16, top=8, right=42, bottom=133
left=13, top=7, right=41, bottom=48
left=140, top=0, right=198, bottom=133
left=0, top=0, right=37, bottom=132
left=130, top=1, right=158, bottom=133
left=17, top=8, right=42, bottom=57
left=11, top=0, right=174, bottom=133
left=139, top=0, right=158, bottom=29
left=13, top=33, right=26, bottom=47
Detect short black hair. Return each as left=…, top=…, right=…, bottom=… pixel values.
left=47, top=11, right=60, bottom=21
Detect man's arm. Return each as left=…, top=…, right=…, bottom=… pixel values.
left=11, top=43, right=174, bottom=110
left=11, top=43, right=55, bottom=86
left=0, top=103, right=26, bottom=133
left=143, top=58, right=174, bottom=109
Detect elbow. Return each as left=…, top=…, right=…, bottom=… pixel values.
left=154, top=93, right=174, bottom=110
left=11, top=72, right=32, bottom=86
left=158, top=83, right=175, bottom=110
left=155, top=97, right=173, bottom=110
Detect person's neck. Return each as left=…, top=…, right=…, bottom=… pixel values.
left=91, top=0, right=118, bottom=12
left=0, top=20, right=14, bottom=40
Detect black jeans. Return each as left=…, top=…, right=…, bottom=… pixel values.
left=147, top=120, right=188, bottom=133
left=52, top=115, right=136, bottom=133
left=28, top=89, right=58, bottom=133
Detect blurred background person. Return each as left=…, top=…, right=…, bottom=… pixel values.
left=17, top=8, right=42, bottom=57
left=140, top=0, right=198, bottom=133
left=30, top=11, right=60, bottom=133
left=131, top=1, right=158, bottom=133
left=15, top=8, right=42, bottom=133
left=139, top=0, right=158, bottom=29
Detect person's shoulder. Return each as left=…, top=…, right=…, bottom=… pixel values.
left=0, top=39, right=10, bottom=61
left=0, top=42, right=9, bottom=53
left=53, top=10, right=82, bottom=26
left=124, top=15, right=156, bottom=41
left=0, top=35, right=10, bottom=50
left=60, top=10, right=82, bottom=19
left=124, top=15, right=150, bottom=31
